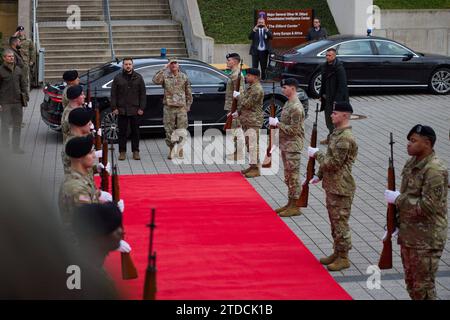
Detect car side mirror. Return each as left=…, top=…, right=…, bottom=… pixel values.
left=218, top=82, right=227, bottom=92
left=402, top=53, right=414, bottom=61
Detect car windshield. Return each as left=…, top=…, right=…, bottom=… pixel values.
left=79, top=64, right=121, bottom=84
left=294, top=39, right=333, bottom=54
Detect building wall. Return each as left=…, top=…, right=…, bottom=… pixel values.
left=0, top=0, right=18, bottom=47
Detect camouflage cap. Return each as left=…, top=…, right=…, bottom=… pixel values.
left=168, top=57, right=178, bottom=64
left=407, top=124, right=436, bottom=146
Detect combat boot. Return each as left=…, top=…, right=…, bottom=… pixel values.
left=275, top=201, right=289, bottom=214
left=327, top=252, right=350, bottom=271
left=118, top=152, right=126, bottom=161
left=279, top=198, right=302, bottom=217
left=244, top=165, right=260, bottom=178
left=241, top=166, right=252, bottom=174
left=133, top=151, right=141, bottom=160
left=168, top=146, right=175, bottom=160
left=177, top=147, right=184, bottom=159
left=319, top=251, right=338, bottom=265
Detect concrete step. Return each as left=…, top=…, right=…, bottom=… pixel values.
left=42, top=43, right=111, bottom=50
left=45, top=49, right=111, bottom=57
left=109, top=0, right=169, bottom=3
left=37, top=15, right=103, bottom=22
left=111, top=14, right=172, bottom=20
left=115, top=48, right=187, bottom=56
left=112, top=25, right=182, bottom=32
left=115, top=41, right=186, bottom=48
left=44, top=55, right=111, bottom=63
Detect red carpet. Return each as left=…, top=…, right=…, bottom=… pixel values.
left=102, top=172, right=352, bottom=300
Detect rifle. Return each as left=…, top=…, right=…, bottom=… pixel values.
left=262, top=82, right=276, bottom=168
left=86, top=70, right=91, bottom=108
left=378, top=132, right=398, bottom=270
left=100, top=125, right=109, bottom=191
left=111, top=143, right=138, bottom=280
left=143, top=208, right=157, bottom=300
left=223, top=60, right=244, bottom=131
left=297, top=102, right=320, bottom=207
left=94, top=88, right=102, bottom=150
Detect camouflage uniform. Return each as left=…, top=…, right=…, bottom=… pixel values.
left=279, top=96, right=305, bottom=199
left=18, top=35, right=35, bottom=92
left=239, top=81, right=264, bottom=164
left=152, top=69, right=193, bottom=148
left=62, top=133, right=96, bottom=176
left=395, top=152, right=448, bottom=300
left=61, top=85, right=71, bottom=110
left=58, top=169, right=99, bottom=230
left=225, top=68, right=245, bottom=152
left=61, top=104, right=82, bottom=144
left=316, top=126, right=358, bottom=254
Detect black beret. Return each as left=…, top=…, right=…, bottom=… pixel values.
left=63, top=70, right=79, bottom=82
left=407, top=124, right=436, bottom=145
left=66, top=85, right=83, bottom=100
left=226, top=53, right=241, bottom=61
left=333, top=101, right=353, bottom=113
left=246, top=68, right=260, bottom=77
left=68, top=108, right=93, bottom=127
left=65, top=136, right=94, bottom=158
left=16, top=26, right=24, bottom=32
left=280, top=78, right=299, bottom=88
left=73, top=203, right=122, bottom=237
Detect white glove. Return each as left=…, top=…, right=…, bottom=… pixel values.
left=309, top=175, right=321, bottom=185
left=117, top=240, right=132, bottom=253
left=384, top=190, right=400, bottom=204
left=268, top=117, right=279, bottom=127
left=99, top=191, right=113, bottom=202
left=232, top=111, right=239, bottom=119
left=97, top=162, right=111, bottom=175
left=382, top=227, right=399, bottom=241
left=308, top=146, right=319, bottom=158
left=87, top=102, right=93, bottom=109
left=95, top=128, right=102, bottom=137
left=117, top=199, right=125, bottom=213
left=90, top=123, right=95, bottom=130
left=233, top=91, right=240, bottom=98
left=95, top=150, right=103, bottom=159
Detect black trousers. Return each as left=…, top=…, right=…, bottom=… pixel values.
left=252, top=50, right=269, bottom=80
left=118, top=115, right=140, bottom=153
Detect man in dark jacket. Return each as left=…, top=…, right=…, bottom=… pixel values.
left=111, top=57, right=146, bottom=160
left=319, top=48, right=349, bottom=144
left=307, top=18, right=328, bottom=42
left=0, top=49, right=28, bottom=153
left=249, top=17, right=273, bottom=80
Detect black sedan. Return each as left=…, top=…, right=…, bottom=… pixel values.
left=41, top=57, right=309, bottom=134
left=266, top=35, right=450, bottom=97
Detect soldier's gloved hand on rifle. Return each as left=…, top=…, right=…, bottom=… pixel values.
left=268, top=117, right=279, bottom=127
left=117, top=239, right=132, bottom=253
left=99, top=191, right=113, bottom=202
left=232, top=111, right=239, bottom=119
left=95, top=150, right=103, bottom=159
left=86, top=102, right=93, bottom=109
left=382, top=227, right=399, bottom=241
left=117, top=199, right=125, bottom=213
left=233, top=91, right=240, bottom=98
left=309, top=175, right=321, bottom=185
left=97, top=162, right=111, bottom=175
left=384, top=190, right=400, bottom=204
left=308, top=146, right=319, bottom=158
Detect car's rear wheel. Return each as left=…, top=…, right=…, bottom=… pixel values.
left=308, top=72, right=322, bottom=98
left=100, top=108, right=119, bottom=143
left=429, top=68, right=450, bottom=95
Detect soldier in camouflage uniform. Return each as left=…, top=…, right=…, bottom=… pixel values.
left=385, top=124, right=448, bottom=300
left=269, top=78, right=305, bottom=217
left=59, top=136, right=120, bottom=232
left=308, top=101, right=358, bottom=271
left=224, top=53, right=245, bottom=161
left=61, top=70, right=80, bottom=110
left=233, top=68, right=264, bottom=178
left=61, top=85, right=85, bottom=144
left=14, top=26, right=36, bottom=93
left=153, top=57, right=192, bottom=160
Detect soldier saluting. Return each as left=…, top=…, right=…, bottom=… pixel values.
left=308, top=101, right=358, bottom=271
left=153, top=57, right=193, bottom=160
left=232, top=68, right=264, bottom=178
left=269, top=78, right=305, bottom=217
left=384, top=125, right=448, bottom=300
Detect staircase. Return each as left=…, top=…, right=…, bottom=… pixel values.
left=37, top=0, right=188, bottom=83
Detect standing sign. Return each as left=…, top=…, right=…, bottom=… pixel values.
left=256, top=9, right=313, bottom=48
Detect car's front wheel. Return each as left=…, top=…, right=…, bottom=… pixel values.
left=100, top=108, right=119, bottom=143
left=308, top=72, right=322, bottom=98
left=429, top=68, right=450, bottom=95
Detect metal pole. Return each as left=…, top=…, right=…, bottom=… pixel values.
left=104, top=0, right=116, bottom=61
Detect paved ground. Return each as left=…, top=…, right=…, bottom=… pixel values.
left=12, top=88, right=450, bottom=300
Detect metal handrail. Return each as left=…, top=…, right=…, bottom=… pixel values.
left=32, top=0, right=45, bottom=85
left=103, top=0, right=116, bottom=61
